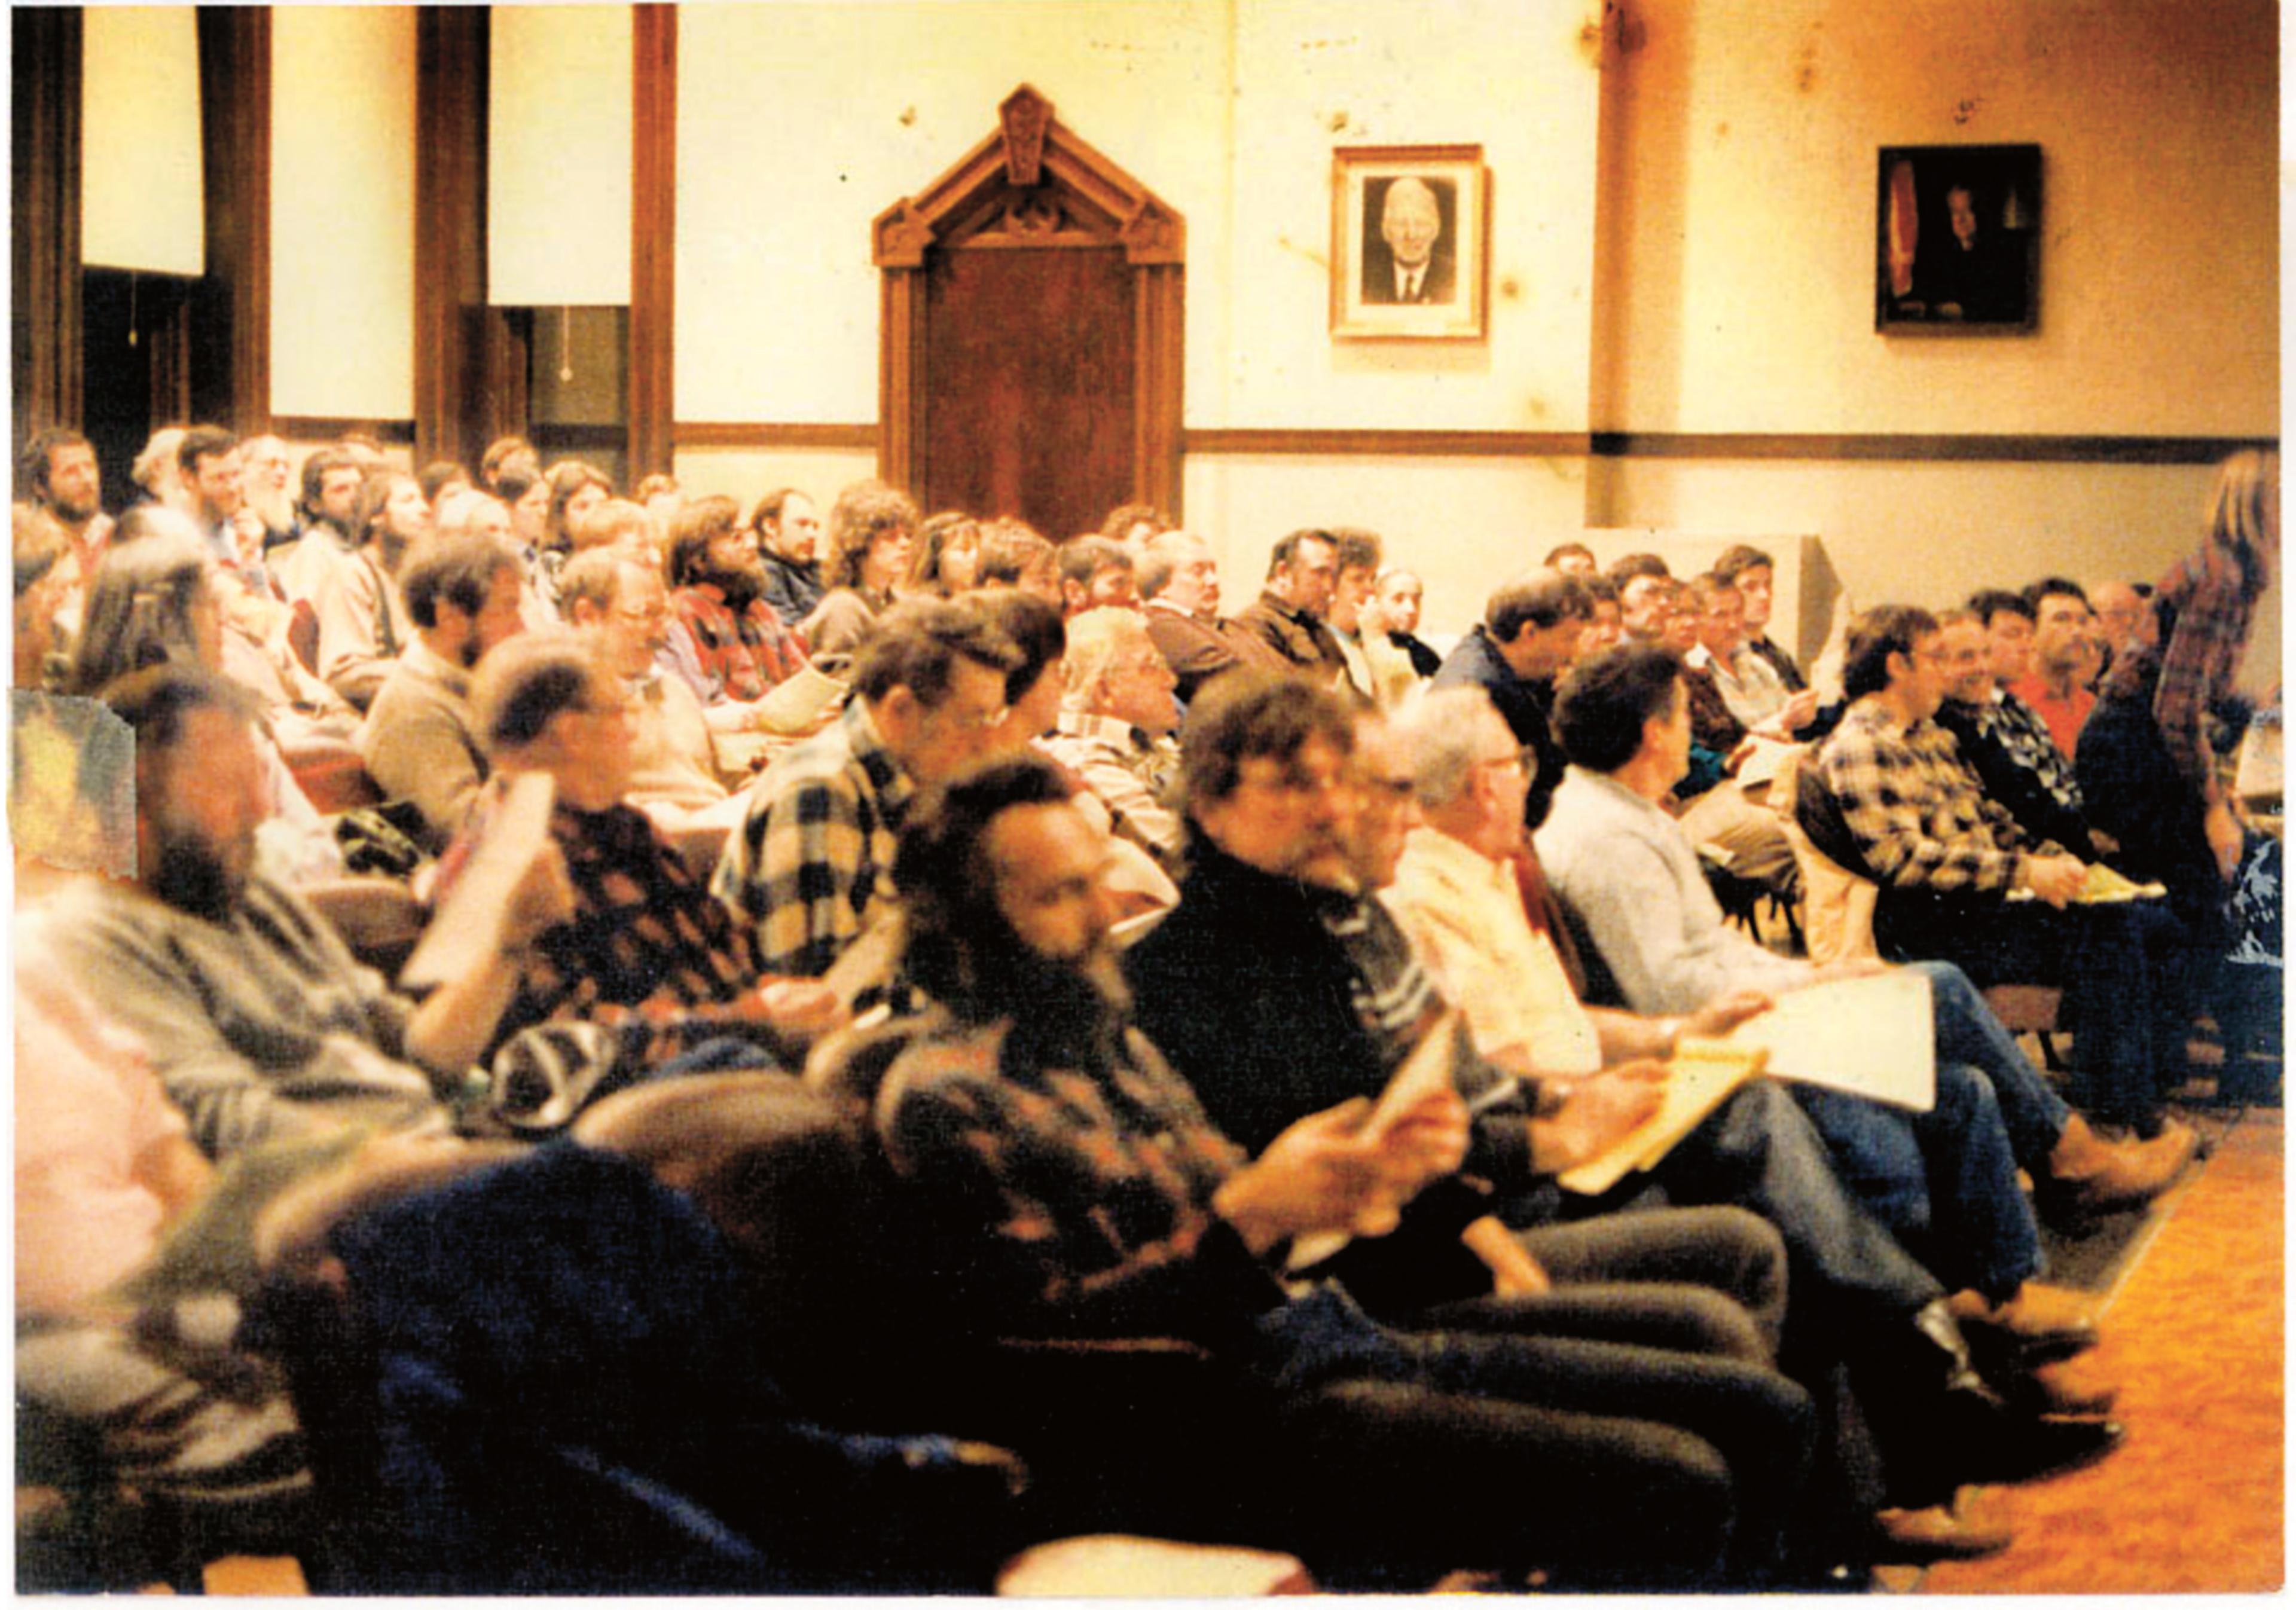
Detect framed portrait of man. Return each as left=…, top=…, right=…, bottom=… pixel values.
left=1331, top=145, right=1488, bottom=340
left=1876, top=143, right=2042, bottom=334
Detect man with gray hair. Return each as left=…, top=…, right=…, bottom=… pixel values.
left=1363, top=175, right=1454, bottom=305
left=559, top=544, right=729, bottom=817
left=1381, top=682, right=2130, bottom=1520
left=1043, top=605, right=1184, bottom=868
left=1430, top=570, right=1590, bottom=827
left=1138, top=528, right=1277, bottom=700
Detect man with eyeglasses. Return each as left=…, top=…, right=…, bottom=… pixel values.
left=714, top=598, right=1019, bottom=977
left=560, top=546, right=729, bottom=817
left=1134, top=673, right=1800, bottom=1330
left=429, top=632, right=846, bottom=1084
left=1813, top=607, right=2200, bottom=1146
left=1130, top=672, right=2124, bottom=1538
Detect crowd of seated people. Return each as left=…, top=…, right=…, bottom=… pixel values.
left=10, top=420, right=2280, bottom=1592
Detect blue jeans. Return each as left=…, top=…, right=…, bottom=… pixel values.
left=1794, top=1065, right=2040, bottom=1305
left=1913, top=958, right=2072, bottom=1165
left=1626, top=1080, right=1947, bottom=1334
left=1789, top=961, right=2058, bottom=1303
left=1876, top=889, right=2195, bottom=1133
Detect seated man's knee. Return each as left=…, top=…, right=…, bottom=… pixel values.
left=1931, top=1059, right=1999, bottom=1126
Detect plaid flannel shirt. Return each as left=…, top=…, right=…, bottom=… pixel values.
left=435, top=780, right=795, bottom=1070
left=711, top=698, right=914, bottom=977
left=1815, top=698, right=2047, bottom=895
left=856, top=1007, right=1289, bottom=1343
left=669, top=582, right=811, bottom=704
left=2144, top=540, right=2264, bottom=795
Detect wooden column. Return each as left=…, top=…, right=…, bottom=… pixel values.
left=11, top=8, right=83, bottom=447
left=414, top=7, right=490, bottom=471
left=627, top=4, right=676, bottom=481
left=193, top=6, right=271, bottom=433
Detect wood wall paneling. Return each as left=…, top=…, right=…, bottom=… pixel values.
left=414, top=7, right=490, bottom=473
left=1183, top=428, right=1592, bottom=458
left=627, top=5, right=676, bottom=481
left=1180, top=430, right=2274, bottom=465
left=1584, top=432, right=2279, bottom=465
left=11, top=8, right=84, bottom=452
left=924, top=244, right=1136, bottom=537
left=484, top=306, right=532, bottom=452
left=872, top=87, right=1183, bottom=519
left=271, top=416, right=418, bottom=447
left=674, top=422, right=881, bottom=450
left=193, top=7, right=271, bottom=433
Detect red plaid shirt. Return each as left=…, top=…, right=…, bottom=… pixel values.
left=668, top=582, right=811, bottom=704
left=2135, top=539, right=2266, bottom=795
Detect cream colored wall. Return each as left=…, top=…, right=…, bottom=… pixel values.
left=1599, top=457, right=2281, bottom=692
left=257, top=1, right=2278, bottom=688
left=1217, top=0, right=1601, bottom=430
left=1593, top=0, right=2277, bottom=435
left=670, top=448, right=885, bottom=525
left=1588, top=0, right=2279, bottom=684
left=270, top=7, right=417, bottom=420
left=490, top=5, right=634, bottom=306
left=81, top=7, right=204, bottom=277
left=674, top=1, right=1234, bottom=425
left=673, top=0, right=1602, bottom=434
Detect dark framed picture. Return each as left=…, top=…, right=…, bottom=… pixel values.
left=1876, top=143, right=2042, bottom=334
left=1331, top=144, right=1488, bottom=340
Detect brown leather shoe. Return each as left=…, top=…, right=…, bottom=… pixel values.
left=1947, top=1283, right=2101, bottom=1359
left=2039, top=1114, right=2198, bottom=1221
left=1872, top=1487, right=2015, bottom=1562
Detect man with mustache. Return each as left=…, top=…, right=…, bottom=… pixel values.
left=823, top=751, right=1815, bottom=1588
left=664, top=496, right=816, bottom=736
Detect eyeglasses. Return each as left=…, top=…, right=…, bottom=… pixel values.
left=1235, top=763, right=1345, bottom=800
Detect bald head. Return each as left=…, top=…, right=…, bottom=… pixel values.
left=1381, top=178, right=1442, bottom=270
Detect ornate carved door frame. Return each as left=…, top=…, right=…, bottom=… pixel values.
left=872, top=85, right=1184, bottom=519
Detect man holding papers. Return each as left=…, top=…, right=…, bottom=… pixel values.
left=833, top=749, right=1819, bottom=1588
left=430, top=635, right=849, bottom=1080
left=1392, top=680, right=2102, bottom=1376
left=1539, top=645, right=2193, bottom=1219
left=1132, top=672, right=2123, bottom=1545
left=1810, top=606, right=2205, bottom=1144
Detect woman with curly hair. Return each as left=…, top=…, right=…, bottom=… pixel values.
left=800, top=479, right=919, bottom=669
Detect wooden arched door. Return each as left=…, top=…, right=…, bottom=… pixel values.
left=874, top=86, right=1184, bottom=536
